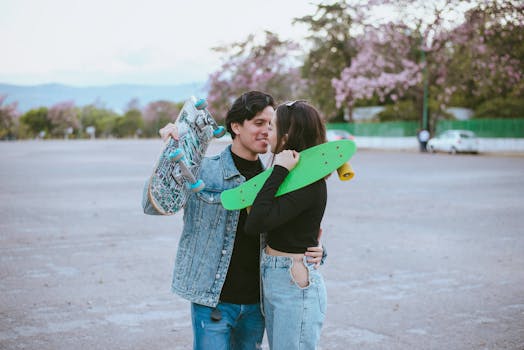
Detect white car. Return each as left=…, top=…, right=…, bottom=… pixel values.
left=426, top=130, right=479, bottom=154
left=326, top=129, right=355, bottom=141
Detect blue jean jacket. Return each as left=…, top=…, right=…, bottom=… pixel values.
left=144, top=145, right=246, bottom=307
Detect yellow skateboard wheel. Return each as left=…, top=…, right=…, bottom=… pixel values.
left=337, top=162, right=354, bottom=181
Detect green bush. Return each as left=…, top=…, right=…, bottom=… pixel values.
left=377, top=100, right=420, bottom=122
left=473, top=97, right=524, bottom=119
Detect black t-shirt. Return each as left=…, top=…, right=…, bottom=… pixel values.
left=219, top=152, right=264, bottom=304
left=244, top=165, right=327, bottom=253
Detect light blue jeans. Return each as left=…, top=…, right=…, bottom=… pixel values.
left=191, top=302, right=264, bottom=350
left=261, top=250, right=327, bottom=350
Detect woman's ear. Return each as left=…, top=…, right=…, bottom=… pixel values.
left=280, top=134, right=289, bottom=147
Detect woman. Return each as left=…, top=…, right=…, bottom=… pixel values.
left=244, top=100, right=328, bottom=349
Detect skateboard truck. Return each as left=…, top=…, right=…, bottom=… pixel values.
left=195, top=98, right=226, bottom=138
left=168, top=149, right=205, bottom=192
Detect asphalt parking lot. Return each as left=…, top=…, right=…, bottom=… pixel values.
left=1, top=139, right=523, bottom=350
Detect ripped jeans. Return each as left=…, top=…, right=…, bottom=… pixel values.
left=261, top=250, right=327, bottom=350
left=191, top=302, right=264, bottom=350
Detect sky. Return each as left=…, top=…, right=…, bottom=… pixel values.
left=1, top=0, right=320, bottom=86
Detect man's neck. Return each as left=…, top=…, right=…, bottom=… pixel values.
left=231, top=141, right=259, bottom=161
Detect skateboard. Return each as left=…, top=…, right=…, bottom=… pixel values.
left=220, top=140, right=356, bottom=210
left=144, top=97, right=226, bottom=215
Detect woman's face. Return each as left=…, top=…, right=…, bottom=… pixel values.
left=268, top=113, right=279, bottom=153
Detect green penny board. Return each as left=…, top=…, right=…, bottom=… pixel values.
left=220, top=140, right=356, bottom=210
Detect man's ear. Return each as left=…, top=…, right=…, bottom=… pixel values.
left=231, top=122, right=241, bottom=136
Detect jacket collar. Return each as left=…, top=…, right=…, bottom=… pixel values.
left=220, top=145, right=242, bottom=180
left=220, top=144, right=264, bottom=180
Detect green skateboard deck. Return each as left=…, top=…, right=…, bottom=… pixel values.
left=220, top=140, right=356, bottom=210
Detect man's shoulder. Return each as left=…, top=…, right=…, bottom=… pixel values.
left=202, top=147, right=228, bottom=165
left=200, top=146, right=231, bottom=172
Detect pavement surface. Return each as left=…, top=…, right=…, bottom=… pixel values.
left=1, top=139, right=523, bottom=350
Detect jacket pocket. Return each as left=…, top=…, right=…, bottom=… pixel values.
left=195, top=189, right=222, bottom=204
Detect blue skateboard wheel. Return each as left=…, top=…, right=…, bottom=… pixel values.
left=213, top=126, right=226, bottom=138
left=195, top=98, right=208, bottom=110
left=190, top=179, right=205, bottom=192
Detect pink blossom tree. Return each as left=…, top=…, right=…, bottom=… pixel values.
left=332, top=22, right=423, bottom=121
left=142, top=100, right=180, bottom=137
left=206, top=31, right=304, bottom=120
left=332, top=0, right=523, bottom=128
left=0, top=95, right=19, bottom=139
left=47, top=101, right=80, bottom=138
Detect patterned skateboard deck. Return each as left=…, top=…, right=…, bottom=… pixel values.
left=220, top=140, right=356, bottom=210
left=145, top=97, right=225, bottom=215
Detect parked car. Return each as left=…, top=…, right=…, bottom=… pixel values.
left=426, top=130, right=479, bottom=154
left=326, top=129, right=355, bottom=141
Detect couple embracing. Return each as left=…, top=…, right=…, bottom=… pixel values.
left=146, top=91, right=329, bottom=350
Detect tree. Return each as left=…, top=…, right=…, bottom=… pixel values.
left=78, top=104, right=119, bottom=138
left=142, top=100, right=179, bottom=137
left=47, top=101, right=80, bottom=138
left=332, top=0, right=523, bottom=131
left=20, top=107, right=50, bottom=138
left=206, top=31, right=304, bottom=120
left=0, top=95, right=19, bottom=140
left=294, top=1, right=359, bottom=119
left=332, top=22, right=423, bottom=121
left=446, top=0, right=524, bottom=108
left=113, top=109, right=143, bottom=138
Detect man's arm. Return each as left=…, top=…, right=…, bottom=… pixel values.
left=141, top=123, right=180, bottom=215
left=305, top=228, right=327, bottom=269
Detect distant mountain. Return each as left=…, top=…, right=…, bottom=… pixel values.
left=0, top=82, right=207, bottom=112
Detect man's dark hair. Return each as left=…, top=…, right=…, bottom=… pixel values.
left=226, top=91, right=275, bottom=139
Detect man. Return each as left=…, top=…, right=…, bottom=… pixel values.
left=148, top=91, right=325, bottom=350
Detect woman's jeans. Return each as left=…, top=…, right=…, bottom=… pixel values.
left=191, top=302, right=264, bottom=350
left=261, top=250, right=327, bottom=350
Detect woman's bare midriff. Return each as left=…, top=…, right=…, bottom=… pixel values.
left=266, top=245, right=309, bottom=288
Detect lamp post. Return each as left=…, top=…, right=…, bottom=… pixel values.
left=421, top=48, right=429, bottom=131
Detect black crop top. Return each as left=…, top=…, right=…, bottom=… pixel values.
left=244, top=165, right=327, bottom=253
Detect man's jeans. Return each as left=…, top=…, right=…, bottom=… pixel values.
left=261, top=250, right=327, bottom=350
left=191, top=302, right=264, bottom=350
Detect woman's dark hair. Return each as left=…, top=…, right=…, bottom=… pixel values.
left=273, top=101, right=326, bottom=153
left=226, top=91, right=275, bottom=139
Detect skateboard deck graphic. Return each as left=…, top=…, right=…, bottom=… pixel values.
left=220, top=140, right=356, bottom=210
left=145, top=97, right=225, bottom=215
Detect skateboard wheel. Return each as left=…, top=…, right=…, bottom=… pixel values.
left=213, top=126, right=226, bottom=138
left=337, top=162, right=354, bottom=181
left=195, top=98, right=208, bottom=110
left=190, top=179, right=205, bottom=192
left=168, top=149, right=184, bottom=162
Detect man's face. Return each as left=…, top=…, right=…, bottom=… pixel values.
left=231, top=106, right=274, bottom=160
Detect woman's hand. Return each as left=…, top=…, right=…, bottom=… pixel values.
left=274, top=150, right=299, bottom=171
left=159, top=123, right=179, bottom=142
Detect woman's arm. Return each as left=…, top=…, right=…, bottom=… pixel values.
left=244, top=165, right=317, bottom=235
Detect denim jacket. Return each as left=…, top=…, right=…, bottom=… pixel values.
left=144, top=145, right=246, bottom=307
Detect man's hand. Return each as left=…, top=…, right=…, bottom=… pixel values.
left=159, top=123, right=179, bottom=142
left=305, top=228, right=324, bottom=269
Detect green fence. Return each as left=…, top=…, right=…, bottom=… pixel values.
left=328, top=118, right=524, bottom=138
left=435, top=119, right=524, bottom=138
left=328, top=121, right=418, bottom=137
